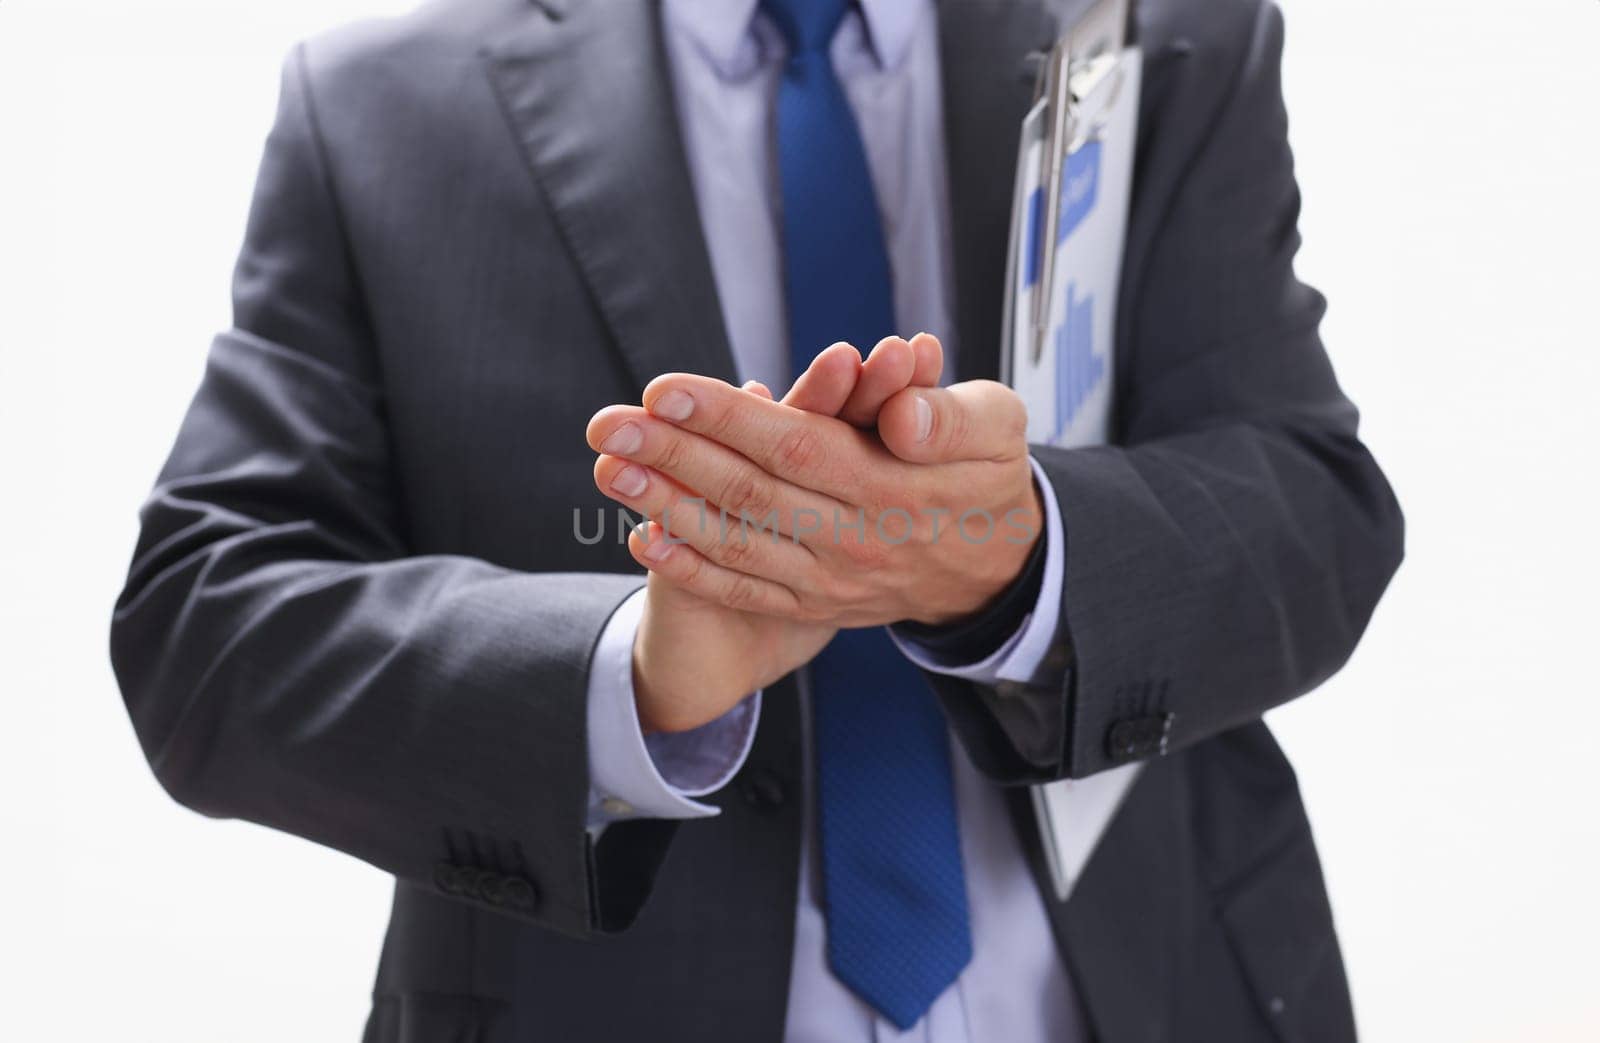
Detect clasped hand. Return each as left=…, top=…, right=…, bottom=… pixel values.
left=585, top=334, right=1040, bottom=732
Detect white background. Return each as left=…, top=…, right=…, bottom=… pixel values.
left=1, top=1, right=1597, bottom=1039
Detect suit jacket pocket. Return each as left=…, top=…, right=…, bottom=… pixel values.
left=1217, top=836, right=1357, bottom=1043
left=362, top=992, right=505, bottom=1043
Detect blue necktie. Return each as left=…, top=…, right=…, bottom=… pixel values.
left=763, top=0, right=972, bottom=1028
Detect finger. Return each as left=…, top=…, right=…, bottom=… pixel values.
left=838, top=336, right=917, bottom=428
left=878, top=379, right=1029, bottom=464
left=593, top=453, right=816, bottom=578
left=742, top=380, right=775, bottom=401
left=630, top=521, right=804, bottom=619
left=781, top=341, right=862, bottom=417
left=907, top=331, right=945, bottom=388
left=639, top=374, right=881, bottom=504
left=587, top=404, right=845, bottom=535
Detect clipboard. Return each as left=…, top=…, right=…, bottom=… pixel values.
left=999, top=0, right=1145, bottom=902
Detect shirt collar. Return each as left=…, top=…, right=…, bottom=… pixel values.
left=856, top=0, right=922, bottom=72
left=667, top=0, right=761, bottom=79
left=665, top=0, right=924, bottom=79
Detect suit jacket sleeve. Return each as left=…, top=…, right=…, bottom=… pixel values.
left=109, top=48, right=667, bottom=938
left=932, top=2, right=1405, bottom=783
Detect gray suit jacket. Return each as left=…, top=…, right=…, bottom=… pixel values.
left=111, top=0, right=1404, bottom=1040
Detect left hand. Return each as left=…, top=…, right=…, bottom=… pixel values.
left=610, top=335, right=944, bottom=731
left=586, top=343, right=1042, bottom=628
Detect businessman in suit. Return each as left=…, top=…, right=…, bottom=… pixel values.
left=111, top=0, right=1403, bottom=1040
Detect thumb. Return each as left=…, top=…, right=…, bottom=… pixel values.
left=878, top=379, right=1027, bottom=464
left=781, top=341, right=862, bottom=416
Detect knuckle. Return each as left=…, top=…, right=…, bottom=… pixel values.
left=724, top=573, right=762, bottom=613
left=722, top=469, right=773, bottom=520
left=994, top=385, right=1027, bottom=438
left=674, top=547, right=706, bottom=587
left=655, top=435, right=689, bottom=475
left=942, top=401, right=974, bottom=455
left=704, top=398, right=741, bottom=442
left=843, top=535, right=888, bottom=570
left=852, top=474, right=886, bottom=514
left=860, top=479, right=902, bottom=521
left=974, top=381, right=1026, bottom=442
left=775, top=425, right=823, bottom=474
left=717, top=529, right=756, bottom=567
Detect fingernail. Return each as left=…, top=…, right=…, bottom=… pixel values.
left=599, top=422, right=643, bottom=456
left=913, top=393, right=933, bottom=442
left=652, top=389, right=694, bottom=421
left=640, top=531, right=673, bottom=562
left=610, top=465, right=648, bottom=497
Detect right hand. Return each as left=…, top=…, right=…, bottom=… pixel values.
left=600, top=333, right=944, bottom=733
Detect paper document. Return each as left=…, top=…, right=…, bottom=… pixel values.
left=1000, top=0, right=1145, bottom=902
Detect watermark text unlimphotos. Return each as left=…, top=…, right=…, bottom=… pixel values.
left=571, top=502, right=1037, bottom=548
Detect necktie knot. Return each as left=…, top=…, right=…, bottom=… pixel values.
left=760, top=0, right=851, bottom=55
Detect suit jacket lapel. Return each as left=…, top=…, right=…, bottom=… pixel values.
left=483, top=0, right=739, bottom=391
left=936, top=0, right=1057, bottom=381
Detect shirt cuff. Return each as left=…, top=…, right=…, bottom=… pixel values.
left=892, top=457, right=1066, bottom=685
left=585, top=587, right=762, bottom=832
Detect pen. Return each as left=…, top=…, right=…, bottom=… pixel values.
left=1031, top=39, right=1074, bottom=365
